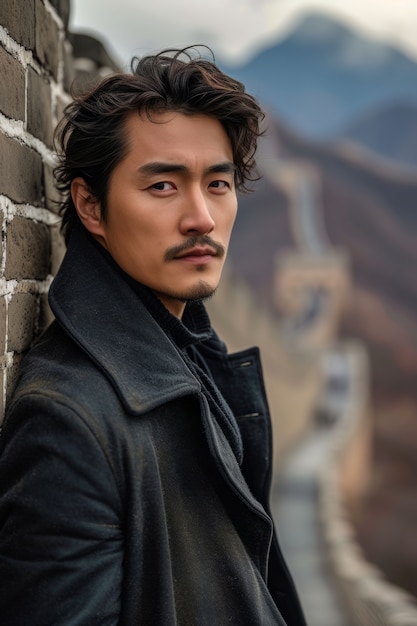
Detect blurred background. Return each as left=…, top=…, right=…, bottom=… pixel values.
left=70, top=2, right=417, bottom=623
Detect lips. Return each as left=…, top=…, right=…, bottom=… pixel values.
left=175, top=246, right=217, bottom=259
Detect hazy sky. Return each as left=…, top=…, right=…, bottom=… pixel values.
left=70, top=0, right=417, bottom=67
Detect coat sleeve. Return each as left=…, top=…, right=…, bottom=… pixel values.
left=0, top=393, right=124, bottom=625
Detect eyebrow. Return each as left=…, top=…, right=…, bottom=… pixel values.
left=137, top=161, right=237, bottom=177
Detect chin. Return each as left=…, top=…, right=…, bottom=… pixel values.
left=169, top=280, right=218, bottom=304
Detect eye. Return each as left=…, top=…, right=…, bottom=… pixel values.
left=150, top=181, right=176, bottom=192
left=209, top=180, right=231, bottom=191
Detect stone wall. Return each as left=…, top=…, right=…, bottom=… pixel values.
left=319, top=343, right=417, bottom=625
left=2, top=4, right=416, bottom=623
left=0, top=0, right=72, bottom=420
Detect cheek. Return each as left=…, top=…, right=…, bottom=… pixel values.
left=106, top=205, right=159, bottom=242
left=225, top=201, right=238, bottom=233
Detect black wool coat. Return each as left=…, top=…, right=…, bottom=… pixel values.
left=0, top=228, right=306, bottom=626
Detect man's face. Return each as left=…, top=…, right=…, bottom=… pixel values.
left=90, top=112, right=237, bottom=318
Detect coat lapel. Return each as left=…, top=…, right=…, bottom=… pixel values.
left=48, top=227, right=201, bottom=415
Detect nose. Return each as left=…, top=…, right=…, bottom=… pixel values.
left=179, top=188, right=215, bottom=235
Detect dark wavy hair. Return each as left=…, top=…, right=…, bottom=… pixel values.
left=54, top=46, right=265, bottom=243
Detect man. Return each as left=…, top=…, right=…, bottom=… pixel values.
left=0, top=48, right=306, bottom=625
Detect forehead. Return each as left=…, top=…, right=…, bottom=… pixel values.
left=121, top=111, right=233, bottom=163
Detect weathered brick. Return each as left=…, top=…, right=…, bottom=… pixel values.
left=0, top=209, right=4, bottom=274
left=27, top=67, right=53, bottom=148
left=0, top=297, right=6, bottom=355
left=0, top=134, right=43, bottom=204
left=35, top=0, right=59, bottom=80
left=50, top=0, right=70, bottom=30
left=5, top=353, right=23, bottom=412
left=55, top=92, right=68, bottom=127
left=8, top=292, right=37, bottom=352
left=0, top=46, right=25, bottom=121
left=5, top=216, right=50, bottom=280
left=50, top=221, right=65, bottom=275
left=43, top=162, right=62, bottom=212
left=62, top=38, right=75, bottom=93
left=0, top=0, right=36, bottom=51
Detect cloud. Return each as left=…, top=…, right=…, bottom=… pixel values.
left=70, top=0, right=417, bottom=67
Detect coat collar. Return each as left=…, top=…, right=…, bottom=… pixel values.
left=48, top=227, right=201, bottom=414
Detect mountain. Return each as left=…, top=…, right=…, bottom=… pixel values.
left=228, top=175, right=294, bottom=302
left=219, top=12, right=417, bottom=595
left=220, top=13, right=417, bottom=138
left=230, top=119, right=417, bottom=396
left=229, top=122, right=417, bottom=595
left=338, top=101, right=417, bottom=169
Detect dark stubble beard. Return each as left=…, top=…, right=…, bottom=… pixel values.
left=159, top=234, right=225, bottom=304
left=154, top=279, right=217, bottom=306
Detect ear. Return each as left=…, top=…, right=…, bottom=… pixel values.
left=71, top=177, right=105, bottom=237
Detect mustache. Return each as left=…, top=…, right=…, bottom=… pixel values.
left=164, top=235, right=225, bottom=262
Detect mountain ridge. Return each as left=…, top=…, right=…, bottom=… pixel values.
left=220, top=12, right=417, bottom=138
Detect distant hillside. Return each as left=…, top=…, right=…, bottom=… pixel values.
left=229, top=176, right=293, bottom=302
left=338, top=101, right=417, bottom=169
left=271, top=117, right=417, bottom=599
left=230, top=121, right=417, bottom=593
left=230, top=120, right=417, bottom=398
left=220, top=13, right=417, bottom=138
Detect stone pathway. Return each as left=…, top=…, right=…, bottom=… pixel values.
left=272, top=430, right=349, bottom=626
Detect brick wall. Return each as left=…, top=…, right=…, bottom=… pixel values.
left=0, top=0, right=72, bottom=420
